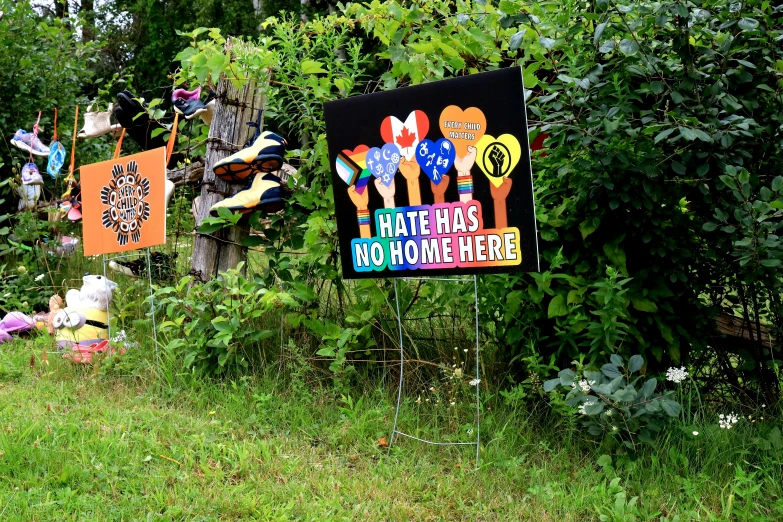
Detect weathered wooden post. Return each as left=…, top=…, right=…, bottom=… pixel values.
left=190, top=42, right=266, bottom=281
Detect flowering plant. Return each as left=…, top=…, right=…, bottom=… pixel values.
left=544, top=354, right=682, bottom=449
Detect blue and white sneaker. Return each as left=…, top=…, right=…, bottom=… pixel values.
left=11, top=129, right=50, bottom=156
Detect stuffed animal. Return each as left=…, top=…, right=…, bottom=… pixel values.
left=53, top=274, right=118, bottom=347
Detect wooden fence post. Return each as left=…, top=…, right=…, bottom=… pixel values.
left=190, top=45, right=266, bottom=281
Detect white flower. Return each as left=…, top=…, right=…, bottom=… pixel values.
left=666, top=366, right=689, bottom=383
left=463, top=349, right=468, bottom=353
left=453, top=368, right=462, bottom=378
left=719, top=412, right=739, bottom=429
left=469, top=378, right=481, bottom=386
left=111, top=330, right=128, bottom=343
left=35, top=274, right=45, bottom=281
left=450, top=401, right=456, bottom=406
left=578, top=399, right=596, bottom=415
left=572, top=379, right=595, bottom=393
left=692, top=431, right=699, bottom=436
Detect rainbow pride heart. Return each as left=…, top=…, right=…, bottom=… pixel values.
left=415, top=138, right=455, bottom=185
left=366, top=143, right=401, bottom=187
left=335, top=144, right=369, bottom=185
left=475, top=134, right=521, bottom=187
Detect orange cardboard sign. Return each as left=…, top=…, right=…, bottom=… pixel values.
left=81, top=147, right=167, bottom=256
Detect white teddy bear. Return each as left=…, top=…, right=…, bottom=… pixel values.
left=65, top=274, right=118, bottom=312
left=54, top=275, right=118, bottom=348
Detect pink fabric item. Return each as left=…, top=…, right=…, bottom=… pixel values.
left=67, top=206, right=82, bottom=221
left=172, top=87, right=202, bottom=102
left=63, top=340, right=126, bottom=364
left=0, top=330, right=11, bottom=344
left=0, top=312, right=35, bottom=333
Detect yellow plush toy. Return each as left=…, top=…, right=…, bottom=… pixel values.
left=53, top=274, right=117, bottom=348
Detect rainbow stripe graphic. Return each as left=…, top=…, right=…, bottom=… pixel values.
left=457, top=176, right=473, bottom=194
left=357, top=208, right=370, bottom=226
left=355, top=169, right=372, bottom=195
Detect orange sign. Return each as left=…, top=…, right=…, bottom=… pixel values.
left=81, top=147, right=167, bottom=256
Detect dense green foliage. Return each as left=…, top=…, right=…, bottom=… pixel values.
left=344, top=0, right=783, bottom=402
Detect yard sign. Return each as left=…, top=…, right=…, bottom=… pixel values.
left=80, top=147, right=167, bottom=256
left=325, top=67, right=539, bottom=279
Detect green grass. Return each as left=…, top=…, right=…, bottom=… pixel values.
left=0, top=337, right=781, bottom=521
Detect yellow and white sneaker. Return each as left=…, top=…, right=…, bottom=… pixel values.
left=212, top=131, right=286, bottom=182
left=209, top=172, right=284, bottom=216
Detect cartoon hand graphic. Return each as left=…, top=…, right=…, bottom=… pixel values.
left=489, top=177, right=513, bottom=229
left=348, top=185, right=371, bottom=238
left=454, top=146, right=477, bottom=173
left=348, top=185, right=369, bottom=210
left=375, top=177, right=397, bottom=209
left=430, top=174, right=450, bottom=204
left=455, top=146, right=476, bottom=203
left=399, top=157, right=422, bottom=206
left=489, top=146, right=506, bottom=178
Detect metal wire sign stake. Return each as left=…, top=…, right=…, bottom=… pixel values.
left=388, top=275, right=482, bottom=469
left=102, top=248, right=158, bottom=362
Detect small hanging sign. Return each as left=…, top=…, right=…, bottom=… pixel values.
left=81, top=147, right=167, bottom=256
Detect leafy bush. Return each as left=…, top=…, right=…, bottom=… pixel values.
left=156, top=265, right=290, bottom=376
left=545, top=354, right=681, bottom=449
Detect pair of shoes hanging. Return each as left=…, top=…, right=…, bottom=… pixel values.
left=208, top=110, right=288, bottom=216
left=172, top=87, right=215, bottom=125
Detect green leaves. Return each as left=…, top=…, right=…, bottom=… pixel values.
left=509, top=31, right=525, bottom=51
left=301, top=60, right=327, bottom=74
left=618, top=39, right=639, bottom=56
left=548, top=294, right=568, bottom=318
left=628, top=355, right=644, bottom=373
left=594, top=22, right=607, bottom=45
left=538, top=36, right=556, bottom=50
left=738, top=18, right=760, bottom=31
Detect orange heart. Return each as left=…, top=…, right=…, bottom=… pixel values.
left=438, top=106, right=487, bottom=158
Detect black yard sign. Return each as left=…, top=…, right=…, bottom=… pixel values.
left=324, top=67, right=539, bottom=279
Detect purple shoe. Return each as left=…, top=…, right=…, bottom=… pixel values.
left=0, top=312, right=35, bottom=334
left=0, top=330, right=11, bottom=345
left=172, top=86, right=202, bottom=102
left=21, top=162, right=44, bottom=186
left=11, top=129, right=50, bottom=156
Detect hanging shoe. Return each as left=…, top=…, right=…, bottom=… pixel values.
left=16, top=184, right=41, bottom=211
left=77, top=104, right=120, bottom=138
left=109, top=258, right=145, bottom=278
left=114, top=91, right=167, bottom=151
left=172, top=86, right=201, bottom=102
left=209, top=171, right=284, bottom=216
left=21, top=162, right=44, bottom=186
left=200, top=91, right=216, bottom=126
left=172, top=87, right=207, bottom=120
left=10, top=129, right=49, bottom=156
left=164, top=179, right=175, bottom=212
left=212, top=131, right=286, bottom=182
left=47, top=140, right=65, bottom=178
left=114, top=91, right=181, bottom=167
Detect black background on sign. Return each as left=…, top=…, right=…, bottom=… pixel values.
left=323, top=67, right=539, bottom=279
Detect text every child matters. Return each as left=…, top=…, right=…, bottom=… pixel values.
left=351, top=201, right=521, bottom=272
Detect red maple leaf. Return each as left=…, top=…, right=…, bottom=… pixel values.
left=395, top=126, right=417, bottom=149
